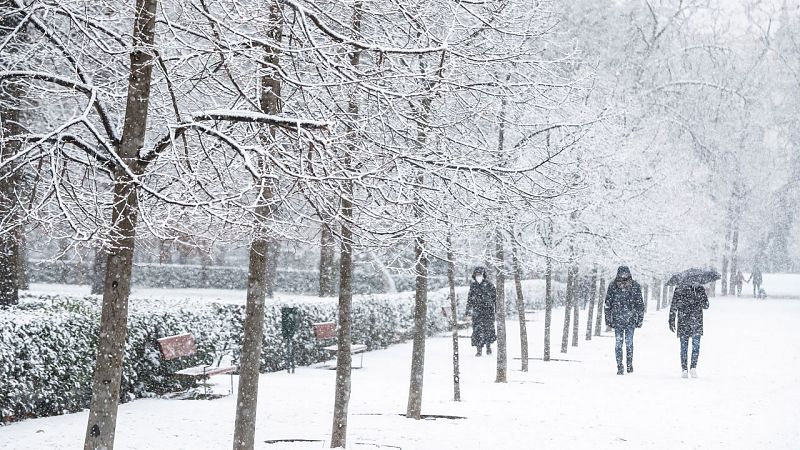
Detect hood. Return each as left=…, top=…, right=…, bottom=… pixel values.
left=472, top=266, right=486, bottom=282
left=615, top=266, right=632, bottom=280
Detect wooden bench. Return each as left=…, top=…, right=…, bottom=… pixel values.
left=156, top=333, right=236, bottom=396
left=441, top=306, right=470, bottom=329
left=312, top=322, right=367, bottom=369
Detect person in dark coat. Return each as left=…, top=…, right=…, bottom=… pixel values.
left=466, top=267, right=497, bottom=356
left=748, top=266, right=763, bottom=299
left=604, top=266, right=645, bottom=375
left=668, top=283, right=709, bottom=378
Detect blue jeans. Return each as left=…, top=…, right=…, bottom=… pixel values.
left=680, top=335, right=701, bottom=370
left=614, top=326, right=635, bottom=368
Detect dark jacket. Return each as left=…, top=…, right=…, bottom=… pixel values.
left=751, top=268, right=763, bottom=285
left=604, top=278, right=645, bottom=329
left=669, top=284, right=709, bottom=337
left=467, top=279, right=497, bottom=347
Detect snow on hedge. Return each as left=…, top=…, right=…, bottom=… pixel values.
left=0, top=280, right=561, bottom=423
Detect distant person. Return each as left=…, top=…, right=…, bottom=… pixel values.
left=749, top=266, right=763, bottom=299
left=669, top=282, right=709, bottom=378
left=604, top=266, right=645, bottom=375
left=466, top=267, right=497, bottom=356
left=734, top=270, right=746, bottom=297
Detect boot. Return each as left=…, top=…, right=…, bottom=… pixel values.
left=617, top=365, right=624, bottom=375
left=486, top=345, right=492, bottom=355
left=681, top=370, right=688, bottom=378
left=476, top=347, right=482, bottom=357
left=626, top=364, right=633, bottom=373
left=690, top=368, right=698, bottom=378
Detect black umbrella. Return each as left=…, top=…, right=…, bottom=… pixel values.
left=666, top=268, right=721, bottom=286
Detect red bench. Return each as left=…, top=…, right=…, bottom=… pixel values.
left=312, top=322, right=367, bottom=369
left=156, top=333, right=236, bottom=396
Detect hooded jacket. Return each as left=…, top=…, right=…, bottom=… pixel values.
left=604, top=266, right=645, bottom=330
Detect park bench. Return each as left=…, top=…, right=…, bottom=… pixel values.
left=156, top=333, right=236, bottom=397
left=312, top=321, right=367, bottom=369
left=441, top=306, right=470, bottom=329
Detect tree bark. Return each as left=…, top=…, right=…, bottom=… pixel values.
left=319, top=224, right=338, bottom=297
left=543, top=256, right=553, bottom=361
left=728, top=210, right=740, bottom=296
left=642, top=283, right=649, bottom=313
left=330, top=3, right=362, bottom=445
left=330, top=185, right=354, bottom=446
left=233, top=3, right=282, bottom=448
left=654, top=277, right=661, bottom=310
left=585, top=265, right=598, bottom=340
left=84, top=1, right=157, bottom=448
left=494, top=230, right=507, bottom=383
left=594, top=276, right=605, bottom=336
left=406, top=234, right=428, bottom=417
left=560, top=267, right=573, bottom=353
left=91, top=249, right=107, bottom=295
left=447, top=234, right=461, bottom=401
left=232, top=207, right=271, bottom=450
left=511, top=236, right=528, bottom=372
left=0, top=4, right=24, bottom=305
left=571, top=267, right=580, bottom=347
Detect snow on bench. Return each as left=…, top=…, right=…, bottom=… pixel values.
left=312, top=322, right=367, bottom=368
left=156, top=333, right=236, bottom=396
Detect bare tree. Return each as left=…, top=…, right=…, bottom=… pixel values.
left=511, top=234, right=528, bottom=371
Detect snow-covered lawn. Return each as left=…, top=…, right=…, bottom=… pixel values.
left=3, top=282, right=799, bottom=449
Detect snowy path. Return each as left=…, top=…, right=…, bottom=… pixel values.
left=2, top=296, right=799, bottom=449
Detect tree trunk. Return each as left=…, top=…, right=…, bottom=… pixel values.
left=406, top=235, right=428, bottom=417
left=585, top=265, right=598, bottom=340
left=232, top=207, right=271, bottom=450
left=0, top=0, right=26, bottom=306
left=511, top=236, right=528, bottom=372
left=594, top=276, right=605, bottom=336
left=330, top=187, right=354, bottom=446
left=14, top=226, right=28, bottom=290
left=84, top=1, right=156, bottom=448
left=571, top=267, right=580, bottom=347
left=543, top=256, right=553, bottom=361
left=319, top=224, right=338, bottom=297
left=233, top=3, right=282, bottom=448
left=265, top=240, right=278, bottom=298
left=560, top=268, right=573, bottom=353
left=447, top=234, right=461, bottom=401
left=494, top=230, right=507, bottom=383
left=721, top=223, right=731, bottom=296
left=330, top=3, right=362, bottom=445
left=729, top=215, right=740, bottom=296
left=654, top=277, right=661, bottom=310
left=91, top=249, right=107, bottom=295
left=642, top=283, right=649, bottom=313
left=662, top=283, right=669, bottom=309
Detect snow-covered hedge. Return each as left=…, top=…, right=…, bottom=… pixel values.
left=0, top=279, right=562, bottom=423
left=27, top=260, right=449, bottom=294
left=0, top=289, right=450, bottom=423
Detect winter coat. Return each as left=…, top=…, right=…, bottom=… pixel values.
left=668, top=284, right=709, bottom=337
left=466, top=279, right=497, bottom=347
left=751, top=269, right=763, bottom=285
left=604, top=278, right=645, bottom=330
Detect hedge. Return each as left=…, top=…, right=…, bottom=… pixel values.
left=0, top=279, right=563, bottom=423
left=27, top=260, right=450, bottom=294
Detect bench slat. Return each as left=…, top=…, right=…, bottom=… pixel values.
left=323, top=344, right=368, bottom=354
left=175, top=365, right=237, bottom=377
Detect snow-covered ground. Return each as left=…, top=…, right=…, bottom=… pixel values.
left=3, top=277, right=800, bottom=449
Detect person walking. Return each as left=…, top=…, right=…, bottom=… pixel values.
left=466, top=267, right=497, bottom=357
left=734, top=270, right=746, bottom=297
left=749, top=265, right=763, bottom=299
left=668, top=282, right=710, bottom=378
left=604, top=266, right=645, bottom=375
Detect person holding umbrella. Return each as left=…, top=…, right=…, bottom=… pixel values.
left=604, top=266, right=645, bottom=375
left=669, top=280, right=710, bottom=378
left=466, top=266, right=497, bottom=357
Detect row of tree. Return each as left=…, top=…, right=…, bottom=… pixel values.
left=1, top=1, right=798, bottom=449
